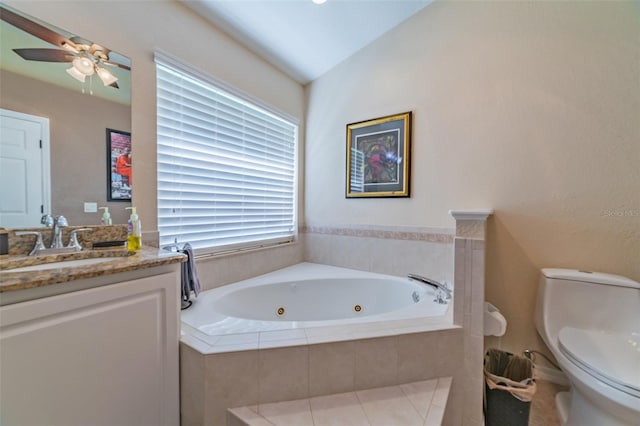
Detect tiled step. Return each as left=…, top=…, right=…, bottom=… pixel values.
left=228, top=376, right=452, bottom=426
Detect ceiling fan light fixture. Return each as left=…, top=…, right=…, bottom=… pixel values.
left=96, top=66, right=118, bottom=86
left=66, top=66, right=86, bottom=82
left=61, top=41, right=76, bottom=52
left=72, top=56, right=94, bottom=75
left=312, top=0, right=327, bottom=4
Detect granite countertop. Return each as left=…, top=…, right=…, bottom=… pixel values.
left=0, top=247, right=186, bottom=293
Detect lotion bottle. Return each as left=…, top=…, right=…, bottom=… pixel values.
left=125, top=207, right=142, bottom=250
left=99, top=207, right=112, bottom=225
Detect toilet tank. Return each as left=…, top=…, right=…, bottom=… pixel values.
left=535, top=269, right=640, bottom=344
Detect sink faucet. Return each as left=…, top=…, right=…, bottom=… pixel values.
left=17, top=225, right=92, bottom=256
left=20, top=215, right=90, bottom=256
left=407, top=274, right=452, bottom=300
left=51, top=215, right=68, bottom=248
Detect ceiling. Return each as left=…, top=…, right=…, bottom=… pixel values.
left=180, top=0, right=433, bottom=84
left=1, top=1, right=430, bottom=101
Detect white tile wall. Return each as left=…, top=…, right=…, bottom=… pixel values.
left=454, top=236, right=487, bottom=426
left=195, top=241, right=304, bottom=292
left=303, top=226, right=454, bottom=283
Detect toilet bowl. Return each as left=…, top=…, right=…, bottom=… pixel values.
left=534, top=268, right=640, bottom=426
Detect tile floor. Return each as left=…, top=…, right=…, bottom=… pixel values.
left=530, top=380, right=568, bottom=426
left=228, top=377, right=452, bottom=426
left=229, top=377, right=565, bottom=426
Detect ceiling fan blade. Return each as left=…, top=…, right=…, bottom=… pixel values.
left=103, top=61, right=131, bottom=71
left=0, top=6, right=76, bottom=49
left=13, top=48, right=74, bottom=62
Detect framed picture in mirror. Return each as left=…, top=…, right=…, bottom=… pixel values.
left=107, top=128, right=132, bottom=201
left=346, top=111, right=411, bottom=198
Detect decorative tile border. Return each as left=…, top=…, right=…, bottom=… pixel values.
left=300, top=225, right=454, bottom=244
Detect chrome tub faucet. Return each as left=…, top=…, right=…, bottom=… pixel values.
left=407, top=274, right=452, bottom=301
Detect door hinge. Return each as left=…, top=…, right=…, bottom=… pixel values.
left=41, top=205, right=44, bottom=214
left=40, top=139, right=42, bottom=149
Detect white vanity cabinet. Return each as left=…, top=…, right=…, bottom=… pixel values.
left=0, top=265, right=180, bottom=426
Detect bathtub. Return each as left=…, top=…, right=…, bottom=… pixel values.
left=181, top=262, right=455, bottom=354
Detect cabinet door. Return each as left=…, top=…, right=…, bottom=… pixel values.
left=0, top=270, right=180, bottom=426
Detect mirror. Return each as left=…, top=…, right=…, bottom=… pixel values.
left=0, top=4, right=131, bottom=228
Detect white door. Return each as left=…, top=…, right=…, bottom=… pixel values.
left=0, top=109, right=50, bottom=228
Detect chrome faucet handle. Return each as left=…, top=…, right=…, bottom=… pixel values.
left=55, top=215, right=68, bottom=227
left=15, top=231, right=45, bottom=256
left=41, top=214, right=54, bottom=227
left=67, top=228, right=93, bottom=252
left=434, top=289, right=448, bottom=304
left=440, top=281, right=452, bottom=299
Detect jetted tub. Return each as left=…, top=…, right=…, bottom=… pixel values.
left=181, top=263, right=455, bottom=353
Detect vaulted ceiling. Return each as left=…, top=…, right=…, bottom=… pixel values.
left=180, top=0, right=432, bottom=84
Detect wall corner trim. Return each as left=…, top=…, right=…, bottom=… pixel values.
left=448, top=209, right=494, bottom=221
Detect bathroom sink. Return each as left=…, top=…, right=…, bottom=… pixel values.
left=3, top=257, right=125, bottom=273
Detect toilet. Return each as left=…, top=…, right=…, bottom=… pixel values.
left=534, top=268, right=640, bottom=426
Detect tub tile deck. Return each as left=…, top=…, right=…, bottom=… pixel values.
left=228, top=376, right=451, bottom=426
left=182, top=318, right=458, bottom=355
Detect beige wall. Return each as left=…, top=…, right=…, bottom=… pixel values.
left=305, top=0, right=639, bottom=359
left=1, top=70, right=131, bottom=225
left=5, top=0, right=306, bottom=235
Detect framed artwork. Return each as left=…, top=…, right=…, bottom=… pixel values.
left=346, top=111, right=411, bottom=198
left=106, top=128, right=132, bottom=201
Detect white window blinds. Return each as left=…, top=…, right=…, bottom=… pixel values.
left=155, top=56, right=297, bottom=253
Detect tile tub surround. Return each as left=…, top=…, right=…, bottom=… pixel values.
left=228, top=376, right=453, bottom=426
left=189, top=224, right=451, bottom=296
left=302, top=213, right=492, bottom=426
left=301, top=224, right=454, bottom=283
left=179, top=262, right=462, bottom=425
left=180, top=211, right=491, bottom=425
left=180, top=329, right=464, bottom=426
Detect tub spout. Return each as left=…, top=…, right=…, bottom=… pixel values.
left=407, top=274, right=451, bottom=300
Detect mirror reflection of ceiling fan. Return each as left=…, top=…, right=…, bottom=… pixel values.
left=0, top=5, right=130, bottom=89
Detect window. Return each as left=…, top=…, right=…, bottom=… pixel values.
left=155, top=53, right=298, bottom=254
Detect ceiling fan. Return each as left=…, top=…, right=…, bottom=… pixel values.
left=0, top=5, right=130, bottom=88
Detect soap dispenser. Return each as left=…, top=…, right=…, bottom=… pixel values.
left=125, top=207, right=142, bottom=250
left=99, top=207, right=112, bottom=225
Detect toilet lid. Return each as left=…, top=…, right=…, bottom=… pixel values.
left=559, top=327, right=640, bottom=396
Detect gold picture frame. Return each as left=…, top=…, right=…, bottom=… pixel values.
left=346, top=111, right=411, bottom=198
